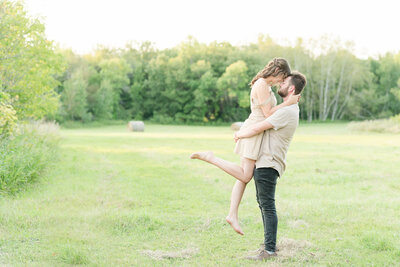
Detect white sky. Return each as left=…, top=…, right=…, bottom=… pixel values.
left=23, top=0, right=400, bottom=59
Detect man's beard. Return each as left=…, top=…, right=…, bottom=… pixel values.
left=278, top=85, right=289, bottom=97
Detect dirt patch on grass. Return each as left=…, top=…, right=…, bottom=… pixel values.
left=141, top=247, right=199, bottom=260
left=245, top=237, right=315, bottom=265
left=277, top=237, right=312, bottom=258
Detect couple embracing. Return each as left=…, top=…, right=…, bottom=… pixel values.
left=191, top=58, right=307, bottom=260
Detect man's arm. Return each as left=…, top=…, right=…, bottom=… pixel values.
left=235, top=120, right=274, bottom=139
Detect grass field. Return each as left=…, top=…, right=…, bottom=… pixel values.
left=1, top=123, right=399, bottom=266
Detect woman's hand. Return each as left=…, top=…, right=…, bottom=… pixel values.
left=234, top=132, right=240, bottom=143
left=287, top=94, right=301, bottom=105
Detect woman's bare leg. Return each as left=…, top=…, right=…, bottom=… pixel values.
left=190, top=152, right=255, bottom=235
left=190, top=152, right=255, bottom=183
left=226, top=180, right=247, bottom=235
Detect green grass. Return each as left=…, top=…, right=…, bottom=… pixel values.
left=0, top=122, right=60, bottom=195
left=0, top=123, right=399, bottom=266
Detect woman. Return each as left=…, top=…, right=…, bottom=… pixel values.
left=190, top=58, right=298, bottom=235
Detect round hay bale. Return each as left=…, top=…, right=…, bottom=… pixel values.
left=128, top=121, right=144, bottom=132
left=231, top=122, right=244, bottom=131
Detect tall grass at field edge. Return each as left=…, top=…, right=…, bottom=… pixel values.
left=347, top=113, right=400, bottom=133
left=0, top=122, right=60, bottom=195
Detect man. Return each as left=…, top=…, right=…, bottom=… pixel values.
left=234, top=71, right=307, bottom=260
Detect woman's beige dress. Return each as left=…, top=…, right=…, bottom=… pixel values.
left=234, top=79, right=277, bottom=160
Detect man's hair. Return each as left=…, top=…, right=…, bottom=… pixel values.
left=289, top=71, right=307, bottom=95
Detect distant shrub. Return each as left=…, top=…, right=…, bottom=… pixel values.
left=0, top=103, right=18, bottom=138
left=0, top=121, right=60, bottom=195
left=0, top=92, right=18, bottom=138
left=392, top=114, right=400, bottom=124
left=348, top=114, right=400, bottom=133
left=149, top=112, right=176, bottom=124
left=60, top=119, right=126, bottom=129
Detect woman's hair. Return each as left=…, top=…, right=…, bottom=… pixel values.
left=250, top=57, right=291, bottom=86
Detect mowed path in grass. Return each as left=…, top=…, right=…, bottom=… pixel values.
left=1, top=123, right=400, bottom=266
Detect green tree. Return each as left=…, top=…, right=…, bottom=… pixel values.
left=0, top=0, right=65, bottom=119
left=60, top=70, right=90, bottom=121
left=123, top=42, right=158, bottom=120
left=0, top=92, right=18, bottom=138
left=390, top=78, right=400, bottom=103
left=373, top=53, right=400, bottom=116
left=99, top=58, right=131, bottom=119
left=217, top=60, right=250, bottom=120
left=93, top=79, right=113, bottom=120
left=190, top=60, right=218, bottom=122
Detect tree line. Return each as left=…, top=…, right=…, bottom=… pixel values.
left=2, top=0, right=400, bottom=129
left=56, top=38, right=400, bottom=124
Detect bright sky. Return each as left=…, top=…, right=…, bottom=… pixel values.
left=24, top=0, right=399, bottom=59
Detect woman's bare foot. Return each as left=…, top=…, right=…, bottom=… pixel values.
left=226, top=215, right=244, bottom=235
left=190, top=151, right=214, bottom=163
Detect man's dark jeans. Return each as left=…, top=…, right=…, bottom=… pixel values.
left=254, top=167, right=279, bottom=252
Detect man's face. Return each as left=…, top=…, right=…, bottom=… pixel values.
left=278, top=77, right=291, bottom=97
